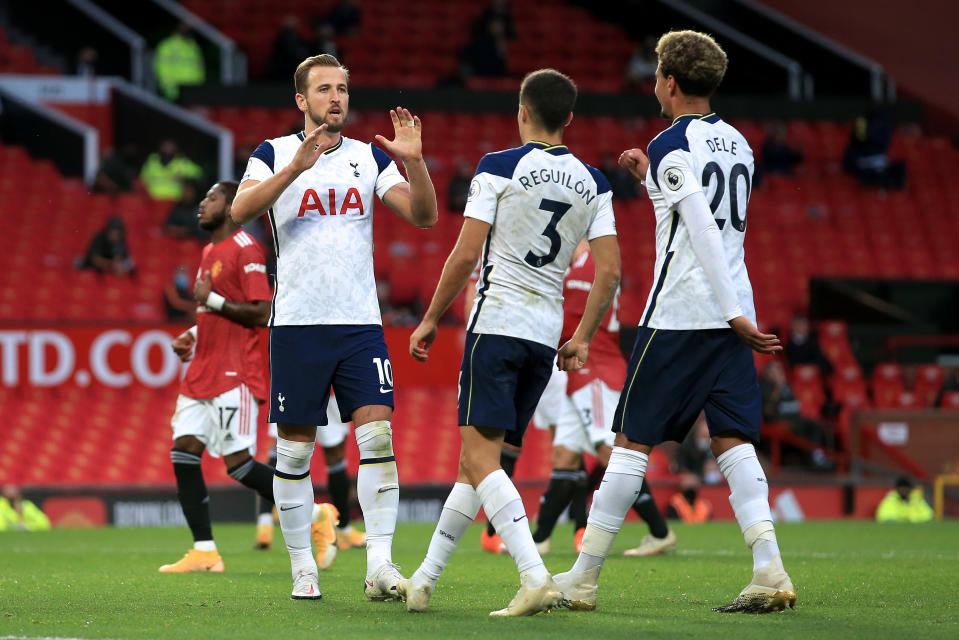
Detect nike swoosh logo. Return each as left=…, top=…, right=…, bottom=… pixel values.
left=378, top=487, right=398, bottom=494
left=279, top=505, right=302, bottom=511
left=379, top=386, right=391, bottom=394
left=513, top=515, right=527, bottom=523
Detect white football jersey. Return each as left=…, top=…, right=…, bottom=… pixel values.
left=463, top=141, right=617, bottom=348
left=242, top=134, right=406, bottom=326
left=640, top=113, right=756, bottom=330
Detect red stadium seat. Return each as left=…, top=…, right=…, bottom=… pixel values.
left=914, top=364, right=945, bottom=407
left=872, top=363, right=904, bottom=409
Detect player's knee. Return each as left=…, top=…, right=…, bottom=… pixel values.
left=172, top=436, right=204, bottom=455
left=355, top=420, right=393, bottom=458
left=276, top=437, right=314, bottom=475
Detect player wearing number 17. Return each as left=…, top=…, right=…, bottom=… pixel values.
left=230, top=54, right=438, bottom=602
left=554, top=30, right=796, bottom=615
left=402, top=69, right=621, bottom=616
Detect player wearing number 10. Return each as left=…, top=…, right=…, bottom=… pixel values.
left=554, top=30, right=796, bottom=615
left=230, top=54, right=438, bottom=602
left=403, top=69, right=621, bottom=616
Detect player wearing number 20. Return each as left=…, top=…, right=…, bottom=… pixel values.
left=555, top=30, right=795, bottom=615
left=403, top=69, right=620, bottom=617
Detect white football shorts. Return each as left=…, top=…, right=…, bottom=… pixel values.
left=171, top=384, right=258, bottom=458
left=552, top=379, right=619, bottom=454
left=267, top=394, right=350, bottom=448
left=532, top=365, right=568, bottom=430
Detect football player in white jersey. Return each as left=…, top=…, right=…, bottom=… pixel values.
left=230, top=54, right=438, bottom=602
left=554, top=31, right=796, bottom=615
left=400, top=69, right=621, bottom=616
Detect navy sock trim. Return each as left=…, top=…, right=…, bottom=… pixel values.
left=359, top=455, right=395, bottom=465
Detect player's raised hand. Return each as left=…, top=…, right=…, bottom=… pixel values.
left=289, top=124, right=332, bottom=173
left=729, top=316, right=783, bottom=354
left=375, top=107, right=423, bottom=163
left=558, top=338, right=589, bottom=371
left=619, top=147, right=650, bottom=183
left=409, top=319, right=438, bottom=362
left=171, top=330, right=195, bottom=362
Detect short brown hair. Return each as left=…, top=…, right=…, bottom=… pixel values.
left=215, top=180, right=239, bottom=205
left=294, top=54, right=350, bottom=94
left=656, top=30, right=727, bottom=97
left=519, top=69, right=577, bottom=132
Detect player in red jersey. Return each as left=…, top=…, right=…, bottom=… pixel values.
left=159, top=180, right=290, bottom=573
left=530, top=239, right=676, bottom=557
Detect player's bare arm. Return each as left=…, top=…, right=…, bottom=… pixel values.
left=675, top=191, right=781, bottom=355
left=193, top=272, right=271, bottom=327
left=231, top=125, right=333, bottom=225
left=171, top=329, right=195, bottom=362
left=410, top=218, right=490, bottom=361
left=377, top=107, right=438, bottom=229
left=619, top=147, right=650, bottom=183
left=558, top=235, right=621, bottom=371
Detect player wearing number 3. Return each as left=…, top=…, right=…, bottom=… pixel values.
left=402, top=69, right=620, bottom=616
left=230, top=54, right=438, bottom=601
left=554, top=30, right=796, bottom=615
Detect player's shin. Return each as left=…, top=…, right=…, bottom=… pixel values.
left=716, top=443, right=782, bottom=571
left=171, top=449, right=214, bottom=548
left=533, top=470, right=579, bottom=543
left=274, top=438, right=317, bottom=575
left=326, top=459, right=351, bottom=529
left=571, top=447, right=647, bottom=573
left=477, top=469, right=548, bottom=585
left=412, top=482, right=481, bottom=588
left=633, top=480, right=669, bottom=538
left=355, top=421, right=399, bottom=574
left=486, top=447, right=519, bottom=537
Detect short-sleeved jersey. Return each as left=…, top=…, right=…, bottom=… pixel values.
left=242, top=134, right=406, bottom=326
left=562, top=249, right=626, bottom=394
left=641, top=113, right=756, bottom=330
left=464, top=141, right=617, bottom=348
left=181, top=229, right=272, bottom=401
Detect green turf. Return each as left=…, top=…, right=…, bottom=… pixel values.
left=1, top=520, right=957, bottom=639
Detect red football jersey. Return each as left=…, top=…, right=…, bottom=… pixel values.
left=562, top=249, right=626, bottom=394
left=180, top=229, right=272, bottom=401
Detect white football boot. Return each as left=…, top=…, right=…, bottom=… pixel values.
left=552, top=566, right=600, bottom=611
left=397, top=578, right=433, bottom=612
left=623, top=529, right=677, bottom=557
left=489, top=574, right=565, bottom=617
left=712, top=557, right=797, bottom=613
left=290, top=568, right=322, bottom=600
left=365, top=562, right=405, bottom=601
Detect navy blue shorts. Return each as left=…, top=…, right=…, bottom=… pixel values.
left=269, top=325, right=394, bottom=425
left=457, top=332, right=555, bottom=447
left=612, top=327, right=761, bottom=445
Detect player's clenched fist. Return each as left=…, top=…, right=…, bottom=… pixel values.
left=557, top=338, right=589, bottom=372
left=171, top=330, right=195, bottom=362
left=618, top=147, right=650, bottom=182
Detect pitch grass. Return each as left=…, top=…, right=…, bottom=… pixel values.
left=1, top=521, right=957, bottom=640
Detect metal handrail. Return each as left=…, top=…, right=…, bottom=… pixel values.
left=660, top=0, right=804, bottom=100
left=733, top=0, right=888, bottom=101
left=64, top=0, right=146, bottom=86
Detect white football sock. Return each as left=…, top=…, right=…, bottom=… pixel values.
left=571, top=447, right=647, bottom=574
left=413, top=482, right=481, bottom=587
left=717, top=443, right=781, bottom=572
left=355, top=421, right=399, bottom=577
left=257, top=512, right=274, bottom=527
left=193, top=540, right=216, bottom=552
left=476, top=469, right=548, bottom=586
left=274, top=437, right=317, bottom=577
